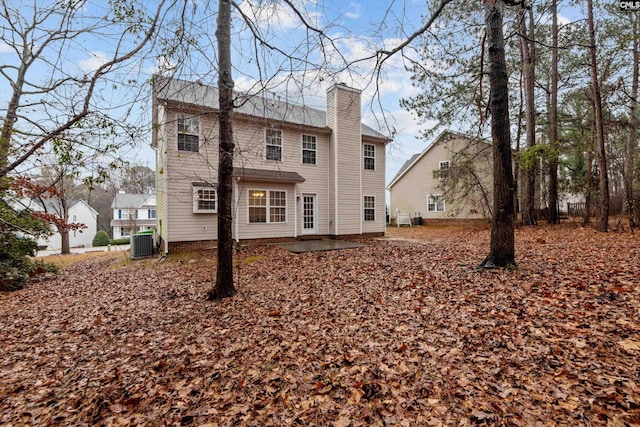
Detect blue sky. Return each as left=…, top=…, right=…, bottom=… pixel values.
left=1, top=0, right=583, bottom=188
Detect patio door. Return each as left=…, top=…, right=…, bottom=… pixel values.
left=302, top=194, right=316, bottom=235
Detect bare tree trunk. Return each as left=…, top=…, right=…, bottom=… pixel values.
left=548, top=0, right=560, bottom=224
left=60, top=230, right=70, bottom=255
left=480, top=0, right=516, bottom=269
left=209, top=0, right=237, bottom=300
left=587, top=0, right=609, bottom=232
left=514, top=66, right=523, bottom=221
left=520, top=8, right=536, bottom=226
left=583, top=132, right=595, bottom=226
left=625, top=15, right=639, bottom=225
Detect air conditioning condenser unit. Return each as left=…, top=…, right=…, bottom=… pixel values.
left=131, top=233, right=154, bottom=259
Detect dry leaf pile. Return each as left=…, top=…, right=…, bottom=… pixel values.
left=1, top=223, right=639, bottom=426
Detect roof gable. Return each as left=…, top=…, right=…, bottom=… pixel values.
left=111, top=193, right=156, bottom=209
left=387, top=130, right=488, bottom=189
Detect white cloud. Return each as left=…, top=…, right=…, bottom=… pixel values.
left=237, top=0, right=320, bottom=32
left=345, top=3, right=361, bottom=19
left=0, top=42, right=13, bottom=53
left=78, top=51, right=108, bottom=73
left=539, top=11, right=573, bottom=26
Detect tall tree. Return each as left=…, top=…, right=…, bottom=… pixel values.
left=208, top=0, right=236, bottom=300
left=0, top=0, right=167, bottom=181
left=480, top=0, right=516, bottom=268
left=587, top=0, right=609, bottom=232
left=625, top=14, right=639, bottom=224
left=118, top=164, right=155, bottom=195
left=547, top=0, right=560, bottom=224
left=520, top=5, right=537, bottom=226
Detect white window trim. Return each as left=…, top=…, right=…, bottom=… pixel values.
left=363, top=195, right=376, bottom=222
left=193, top=184, right=218, bottom=213
left=177, top=115, right=200, bottom=152
left=427, top=194, right=445, bottom=212
left=265, top=128, right=283, bottom=161
left=301, top=134, right=317, bottom=165
left=364, top=143, right=375, bottom=171
left=247, top=188, right=288, bottom=224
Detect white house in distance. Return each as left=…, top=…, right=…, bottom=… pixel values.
left=388, top=131, right=493, bottom=221
left=110, top=192, right=157, bottom=238
left=152, top=76, right=391, bottom=253
left=14, top=198, right=98, bottom=250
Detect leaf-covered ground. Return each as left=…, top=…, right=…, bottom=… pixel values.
left=1, top=222, right=639, bottom=426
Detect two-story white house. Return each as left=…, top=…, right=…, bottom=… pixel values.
left=13, top=198, right=98, bottom=250
left=152, top=77, right=391, bottom=253
left=110, top=193, right=157, bottom=238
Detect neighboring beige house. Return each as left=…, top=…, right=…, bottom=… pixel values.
left=152, top=77, right=391, bottom=253
left=388, top=131, right=493, bottom=221
left=110, top=193, right=157, bottom=238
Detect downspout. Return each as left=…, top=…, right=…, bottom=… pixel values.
left=234, top=178, right=240, bottom=243
left=161, top=104, right=170, bottom=255
left=294, top=184, right=298, bottom=238
left=333, top=90, right=339, bottom=236
left=359, top=141, right=363, bottom=235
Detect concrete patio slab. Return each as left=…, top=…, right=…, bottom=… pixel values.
left=275, top=239, right=365, bottom=253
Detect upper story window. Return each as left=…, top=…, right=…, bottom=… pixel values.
left=177, top=115, right=199, bottom=152
left=266, top=129, right=282, bottom=161
left=439, top=161, right=450, bottom=179
left=364, top=144, right=375, bottom=170
left=302, top=134, right=317, bottom=165
left=193, top=185, right=217, bottom=213
left=148, top=209, right=157, bottom=219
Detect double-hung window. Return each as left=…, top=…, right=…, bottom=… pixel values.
left=363, top=196, right=375, bottom=221
left=193, top=184, right=217, bottom=213
left=427, top=194, right=445, bottom=212
left=269, top=191, right=286, bottom=222
left=439, top=161, right=450, bottom=179
left=249, top=189, right=286, bottom=223
left=266, top=129, right=282, bottom=161
left=177, top=115, right=199, bottom=152
left=302, top=134, right=316, bottom=165
left=364, top=144, right=375, bottom=170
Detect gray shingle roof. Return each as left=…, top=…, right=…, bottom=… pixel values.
left=154, top=76, right=390, bottom=140
left=111, top=194, right=155, bottom=209
left=233, top=167, right=305, bottom=183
